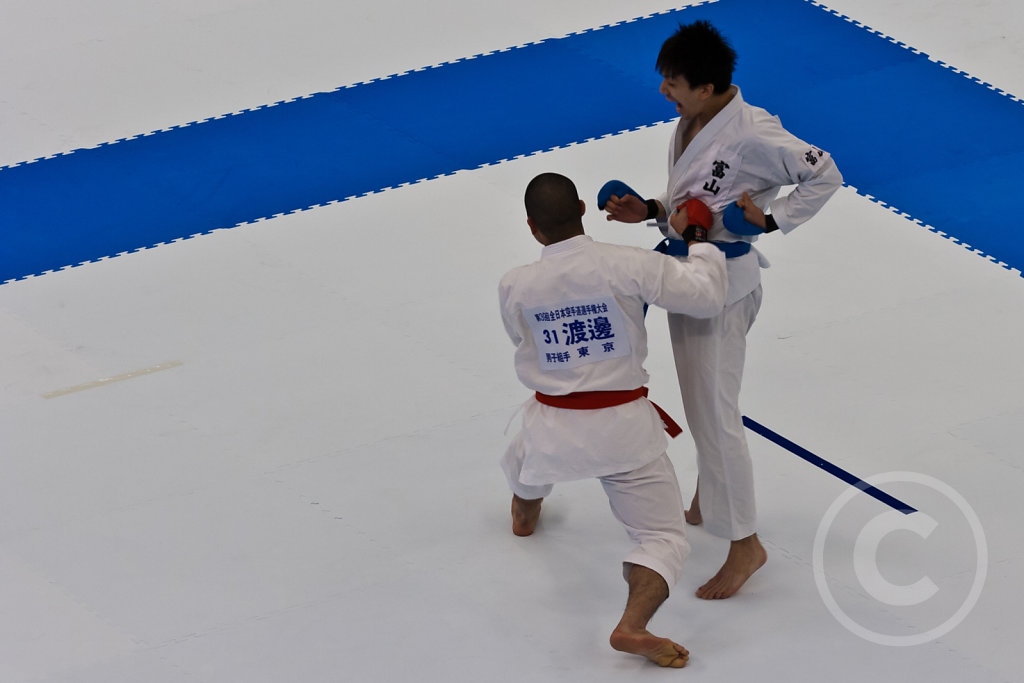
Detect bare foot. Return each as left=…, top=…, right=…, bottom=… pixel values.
left=696, top=534, right=766, bottom=599
left=611, top=565, right=687, bottom=667
left=684, top=487, right=702, bottom=526
left=610, top=628, right=689, bottom=668
left=511, top=495, right=542, bottom=536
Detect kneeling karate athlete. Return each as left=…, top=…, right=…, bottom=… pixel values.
left=499, top=172, right=727, bottom=668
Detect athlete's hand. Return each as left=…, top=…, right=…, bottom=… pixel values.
left=670, top=198, right=712, bottom=244
left=604, top=193, right=651, bottom=223
left=668, top=203, right=689, bottom=235
left=734, top=192, right=766, bottom=230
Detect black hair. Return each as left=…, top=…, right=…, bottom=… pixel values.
left=524, top=172, right=583, bottom=240
left=655, top=20, right=736, bottom=94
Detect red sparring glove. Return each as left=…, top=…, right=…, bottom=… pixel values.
left=676, top=198, right=712, bottom=243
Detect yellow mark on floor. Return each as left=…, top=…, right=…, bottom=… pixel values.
left=42, top=360, right=184, bottom=399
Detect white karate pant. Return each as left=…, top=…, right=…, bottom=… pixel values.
left=667, top=285, right=762, bottom=541
left=502, top=445, right=690, bottom=589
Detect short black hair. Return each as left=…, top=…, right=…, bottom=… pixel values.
left=524, top=173, right=583, bottom=240
left=655, top=20, right=736, bottom=94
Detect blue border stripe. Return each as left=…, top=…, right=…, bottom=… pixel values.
left=2, top=0, right=1023, bottom=282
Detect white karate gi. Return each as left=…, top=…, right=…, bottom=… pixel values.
left=654, top=86, right=843, bottom=540
left=499, top=234, right=727, bottom=587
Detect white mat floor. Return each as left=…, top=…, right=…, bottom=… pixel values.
left=2, top=2, right=1022, bottom=681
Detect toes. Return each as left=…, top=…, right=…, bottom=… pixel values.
left=654, top=642, right=690, bottom=668
left=664, top=654, right=688, bottom=668
left=696, top=577, right=731, bottom=600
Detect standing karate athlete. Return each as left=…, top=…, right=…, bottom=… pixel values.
left=603, top=20, right=843, bottom=599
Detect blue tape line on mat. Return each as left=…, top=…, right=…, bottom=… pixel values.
left=2, top=0, right=1023, bottom=282
left=743, top=415, right=917, bottom=514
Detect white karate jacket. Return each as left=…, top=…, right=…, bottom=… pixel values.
left=656, top=86, right=844, bottom=305
left=499, top=235, right=726, bottom=483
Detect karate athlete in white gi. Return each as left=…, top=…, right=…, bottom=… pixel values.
left=603, top=21, right=843, bottom=600
left=500, top=172, right=727, bottom=668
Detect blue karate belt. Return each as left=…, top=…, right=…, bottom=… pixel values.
left=654, top=238, right=752, bottom=259
left=644, top=238, right=752, bottom=316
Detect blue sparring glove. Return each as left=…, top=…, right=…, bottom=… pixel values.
left=597, top=180, right=644, bottom=210
left=723, top=201, right=765, bottom=235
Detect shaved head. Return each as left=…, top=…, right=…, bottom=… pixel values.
left=524, top=173, right=584, bottom=241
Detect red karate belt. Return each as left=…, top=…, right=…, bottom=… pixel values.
left=533, top=387, right=683, bottom=438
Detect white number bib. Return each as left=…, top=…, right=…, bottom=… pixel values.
left=524, top=296, right=631, bottom=372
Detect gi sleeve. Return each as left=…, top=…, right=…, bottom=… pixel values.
left=497, top=274, right=523, bottom=346
left=639, top=244, right=728, bottom=319
left=768, top=154, right=843, bottom=233
left=755, top=120, right=844, bottom=233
